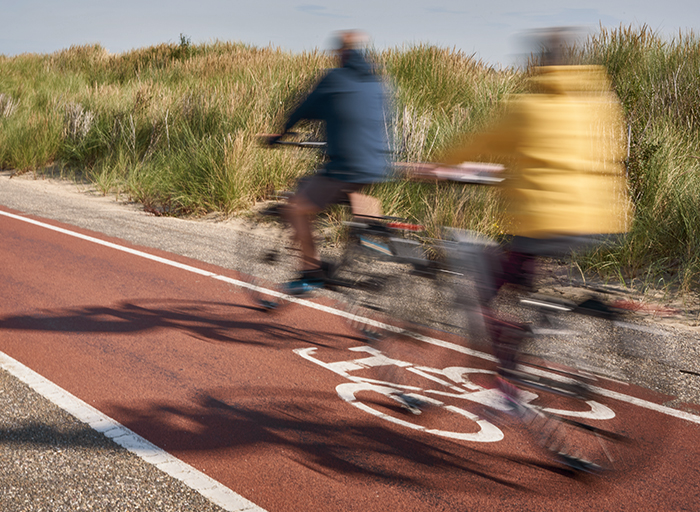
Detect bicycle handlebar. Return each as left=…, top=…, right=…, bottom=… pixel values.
left=257, top=133, right=326, bottom=149
left=396, top=162, right=505, bottom=185
left=273, top=140, right=327, bottom=149
left=258, top=134, right=504, bottom=185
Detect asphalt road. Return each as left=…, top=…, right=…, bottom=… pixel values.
left=2, top=171, right=698, bottom=405
left=1, top=171, right=699, bottom=511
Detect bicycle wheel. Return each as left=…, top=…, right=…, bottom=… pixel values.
left=238, top=222, right=301, bottom=312
left=331, top=228, right=456, bottom=343
left=336, top=381, right=504, bottom=442
left=442, top=230, right=502, bottom=347
left=329, top=230, right=406, bottom=338
left=509, top=368, right=635, bottom=473
left=511, top=310, right=679, bottom=475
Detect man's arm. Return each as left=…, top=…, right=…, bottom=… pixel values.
left=284, top=72, right=335, bottom=132
left=395, top=161, right=505, bottom=185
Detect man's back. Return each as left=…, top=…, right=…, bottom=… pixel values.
left=440, top=65, right=633, bottom=239
left=501, top=65, right=632, bottom=237
left=285, top=49, right=388, bottom=184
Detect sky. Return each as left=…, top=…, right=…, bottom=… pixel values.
left=1, top=0, right=699, bottom=67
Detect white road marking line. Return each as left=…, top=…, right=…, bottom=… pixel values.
left=0, top=351, right=266, bottom=512
left=2, top=208, right=699, bottom=427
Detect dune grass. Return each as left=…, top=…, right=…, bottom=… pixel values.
left=1, top=26, right=700, bottom=290
left=567, top=26, right=700, bottom=290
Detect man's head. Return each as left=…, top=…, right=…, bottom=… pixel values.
left=537, top=26, right=587, bottom=66
left=518, top=26, right=581, bottom=67
left=331, top=30, right=369, bottom=65
left=540, top=28, right=567, bottom=66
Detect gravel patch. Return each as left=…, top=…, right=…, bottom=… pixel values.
left=0, top=368, right=226, bottom=512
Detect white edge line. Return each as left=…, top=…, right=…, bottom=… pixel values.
left=591, top=385, right=700, bottom=425
left=0, top=351, right=266, bottom=512
left=3, top=209, right=700, bottom=428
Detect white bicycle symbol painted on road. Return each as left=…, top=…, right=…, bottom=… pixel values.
left=295, top=345, right=615, bottom=443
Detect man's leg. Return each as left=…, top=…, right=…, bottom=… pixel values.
left=485, top=251, right=537, bottom=395
left=348, top=192, right=382, bottom=218
left=285, top=175, right=367, bottom=273
left=284, top=193, right=322, bottom=272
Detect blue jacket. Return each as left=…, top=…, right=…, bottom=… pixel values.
left=284, top=50, right=390, bottom=184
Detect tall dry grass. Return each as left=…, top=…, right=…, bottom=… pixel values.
left=2, top=27, right=700, bottom=288
left=0, top=40, right=515, bottom=227
left=568, top=26, right=700, bottom=289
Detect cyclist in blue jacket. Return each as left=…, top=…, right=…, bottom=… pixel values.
left=266, top=30, right=391, bottom=295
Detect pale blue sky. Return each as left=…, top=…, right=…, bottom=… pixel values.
left=1, top=1, right=698, bottom=66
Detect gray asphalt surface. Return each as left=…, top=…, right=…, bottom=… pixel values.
left=0, top=368, right=225, bottom=512
left=1, top=170, right=699, bottom=510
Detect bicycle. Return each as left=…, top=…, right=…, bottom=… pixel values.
left=293, top=311, right=637, bottom=474
left=245, top=139, right=676, bottom=474
left=245, top=187, right=449, bottom=338
left=292, top=271, right=677, bottom=474
left=431, top=224, right=661, bottom=473
left=344, top=224, right=671, bottom=473
left=244, top=139, right=497, bottom=338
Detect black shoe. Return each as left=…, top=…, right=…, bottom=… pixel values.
left=553, top=452, right=603, bottom=473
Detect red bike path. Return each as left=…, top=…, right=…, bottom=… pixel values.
left=1, top=206, right=699, bottom=511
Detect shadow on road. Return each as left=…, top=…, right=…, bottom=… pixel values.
left=0, top=297, right=621, bottom=497
left=0, top=298, right=358, bottom=348
left=104, top=385, right=582, bottom=495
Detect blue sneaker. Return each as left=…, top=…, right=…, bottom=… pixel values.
left=283, top=275, right=324, bottom=296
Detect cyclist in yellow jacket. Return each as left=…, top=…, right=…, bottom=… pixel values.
left=439, top=66, right=631, bottom=242
left=433, top=40, right=633, bottom=406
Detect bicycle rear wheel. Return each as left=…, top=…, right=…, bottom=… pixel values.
left=238, top=222, right=301, bottom=311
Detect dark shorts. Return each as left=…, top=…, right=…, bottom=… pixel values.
left=295, top=174, right=366, bottom=210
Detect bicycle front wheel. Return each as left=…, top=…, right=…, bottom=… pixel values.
left=331, top=235, right=456, bottom=343
left=511, top=353, right=676, bottom=475
left=336, top=381, right=504, bottom=442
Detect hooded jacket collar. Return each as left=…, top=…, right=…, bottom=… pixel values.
left=530, top=65, right=614, bottom=95
left=342, top=49, right=374, bottom=78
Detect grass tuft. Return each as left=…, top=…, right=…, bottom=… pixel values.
left=1, top=28, right=700, bottom=289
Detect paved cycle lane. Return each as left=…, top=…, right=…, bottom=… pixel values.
left=1, top=206, right=699, bottom=511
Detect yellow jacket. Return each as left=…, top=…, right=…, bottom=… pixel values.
left=440, top=65, right=633, bottom=239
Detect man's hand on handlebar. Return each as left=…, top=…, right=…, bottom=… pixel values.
left=396, top=161, right=505, bottom=185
